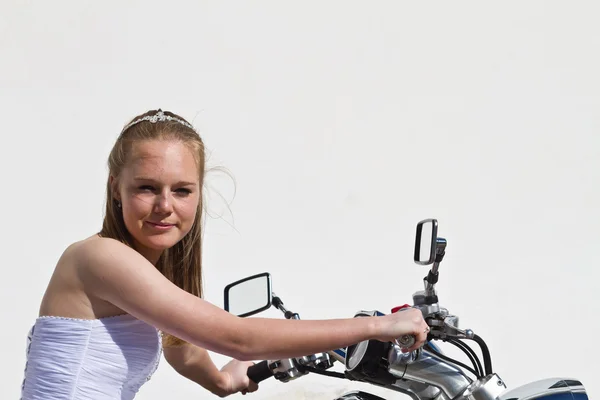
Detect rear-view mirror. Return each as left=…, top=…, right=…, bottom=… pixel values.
left=224, top=272, right=272, bottom=317
left=414, top=219, right=438, bottom=265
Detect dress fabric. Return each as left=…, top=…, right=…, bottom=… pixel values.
left=20, top=314, right=162, bottom=400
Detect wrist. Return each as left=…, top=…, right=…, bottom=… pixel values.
left=369, top=314, right=384, bottom=341
left=214, top=372, right=231, bottom=398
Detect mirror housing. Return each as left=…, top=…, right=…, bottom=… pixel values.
left=224, top=272, right=272, bottom=317
left=414, top=219, right=438, bottom=265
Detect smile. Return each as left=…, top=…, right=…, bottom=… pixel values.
left=145, top=221, right=175, bottom=230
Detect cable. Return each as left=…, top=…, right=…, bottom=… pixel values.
left=468, top=335, right=493, bottom=376
left=424, top=344, right=481, bottom=379
left=296, top=365, right=347, bottom=379
left=448, top=339, right=483, bottom=377
left=450, top=339, right=483, bottom=376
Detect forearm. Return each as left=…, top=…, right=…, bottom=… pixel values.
left=162, top=299, right=382, bottom=362
left=165, top=345, right=229, bottom=397
left=234, top=316, right=380, bottom=361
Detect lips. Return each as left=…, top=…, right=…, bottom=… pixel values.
left=146, top=221, right=175, bottom=227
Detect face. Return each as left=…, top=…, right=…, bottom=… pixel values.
left=113, top=139, right=200, bottom=264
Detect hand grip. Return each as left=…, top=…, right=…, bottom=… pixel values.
left=397, top=334, right=415, bottom=348
left=247, top=360, right=273, bottom=384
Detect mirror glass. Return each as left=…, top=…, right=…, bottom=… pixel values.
left=414, top=219, right=437, bottom=265
left=419, top=222, right=433, bottom=261
left=224, top=273, right=272, bottom=317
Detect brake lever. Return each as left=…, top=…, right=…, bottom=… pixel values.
left=427, top=314, right=474, bottom=340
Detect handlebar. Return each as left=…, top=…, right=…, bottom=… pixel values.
left=247, top=360, right=273, bottom=384
left=396, top=334, right=415, bottom=348
left=247, top=351, right=338, bottom=384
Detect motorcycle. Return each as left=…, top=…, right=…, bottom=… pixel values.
left=223, top=218, right=588, bottom=400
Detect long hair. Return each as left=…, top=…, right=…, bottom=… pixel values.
left=99, top=109, right=205, bottom=347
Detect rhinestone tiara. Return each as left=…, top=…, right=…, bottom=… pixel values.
left=121, top=109, right=194, bottom=133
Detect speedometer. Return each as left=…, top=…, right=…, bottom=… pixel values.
left=345, top=340, right=370, bottom=371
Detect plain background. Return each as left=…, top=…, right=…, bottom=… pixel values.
left=1, top=1, right=598, bottom=399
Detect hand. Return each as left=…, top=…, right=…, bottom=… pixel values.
left=219, top=359, right=259, bottom=397
left=376, top=308, right=429, bottom=352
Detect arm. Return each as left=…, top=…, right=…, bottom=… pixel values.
left=163, top=344, right=228, bottom=397
left=164, top=344, right=258, bottom=397
left=77, top=238, right=427, bottom=361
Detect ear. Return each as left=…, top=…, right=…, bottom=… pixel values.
left=109, top=175, right=121, bottom=201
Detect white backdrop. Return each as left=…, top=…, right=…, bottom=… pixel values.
left=1, top=1, right=598, bottom=399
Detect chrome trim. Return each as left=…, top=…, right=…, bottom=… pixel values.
left=392, top=350, right=472, bottom=399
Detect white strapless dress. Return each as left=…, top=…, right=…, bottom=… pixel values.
left=20, top=314, right=162, bottom=400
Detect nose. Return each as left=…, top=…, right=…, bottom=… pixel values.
left=153, top=191, right=174, bottom=214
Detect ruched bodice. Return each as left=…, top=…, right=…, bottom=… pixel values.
left=21, top=314, right=162, bottom=400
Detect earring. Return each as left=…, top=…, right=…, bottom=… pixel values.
left=116, top=201, right=122, bottom=209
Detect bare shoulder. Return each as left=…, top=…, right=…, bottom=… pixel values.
left=39, top=235, right=132, bottom=318
left=71, top=235, right=155, bottom=289
left=71, top=236, right=189, bottom=313
left=69, top=235, right=136, bottom=263
left=56, top=235, right=123, bottom=262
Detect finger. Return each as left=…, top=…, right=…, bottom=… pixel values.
left=419, top=328, right=429, bottom=344
left=404, top=324, right=429, bottom=352
left=415, top=327, right=428, bottom=346
left=421, top=322, right=430, bottom=339
left=248, top=381, right=259, bottom=392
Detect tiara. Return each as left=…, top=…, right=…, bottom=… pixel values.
left=121, top=109, right=194, bottom=133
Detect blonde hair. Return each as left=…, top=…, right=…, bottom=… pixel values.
left=99, top=109, right=205, bottom=347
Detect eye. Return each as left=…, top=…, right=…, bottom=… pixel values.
left=139, top=185, right=155, bottom=192
left=175, top=188, right=192, bottom=196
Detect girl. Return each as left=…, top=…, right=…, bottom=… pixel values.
left=21, top=109, right=429, bottom=400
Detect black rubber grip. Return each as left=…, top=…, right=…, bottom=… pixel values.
left=247, top=360, right=273, bottom=383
